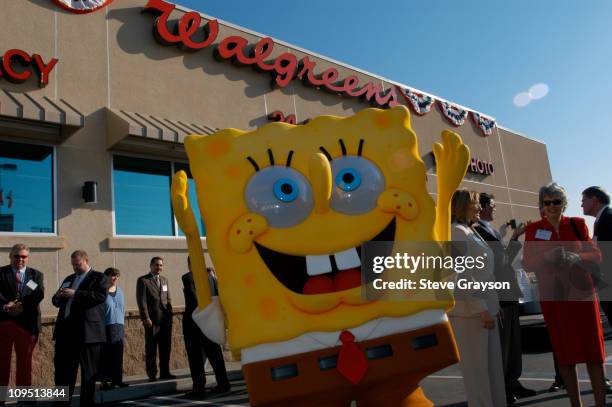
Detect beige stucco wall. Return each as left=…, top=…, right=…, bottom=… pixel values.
left=0, top=0, right=552, bottom=384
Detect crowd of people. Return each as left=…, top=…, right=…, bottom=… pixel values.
left=450, top=183, right=612, bottom=407
left=1, top=182, right=611, bottom=406
left=0, top=249, right=229, bottom=406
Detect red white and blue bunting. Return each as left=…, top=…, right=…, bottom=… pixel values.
left=395, top=85, right=496, bottom=137
left=470, top=112, right=496, bottom=137
left=396, top=86, right=435, bottom=116
left=437, top=101, right=468, bottom=127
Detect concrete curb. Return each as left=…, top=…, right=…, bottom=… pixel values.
left=96, top=368, right=243, bottom=405
left=13, top=365, right=243, bottom=406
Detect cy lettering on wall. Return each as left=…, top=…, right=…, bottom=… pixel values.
left=142, top=0, right=399, bottom=108
left=0, top=49, right=58, bottom=88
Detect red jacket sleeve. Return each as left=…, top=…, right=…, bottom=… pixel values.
left=574, top=217, right=602, bottom=264
left=522, top=221, right=547, bottom=272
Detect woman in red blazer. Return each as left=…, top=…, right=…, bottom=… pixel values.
left=523, top=182, right=605, bottom=407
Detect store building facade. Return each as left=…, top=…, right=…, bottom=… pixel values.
left=0, top=0, right=551, bottom=384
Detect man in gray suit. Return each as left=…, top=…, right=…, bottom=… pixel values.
left=136, top=256, right=175, bottom=381
left=475, top=193, right=535, bottom=404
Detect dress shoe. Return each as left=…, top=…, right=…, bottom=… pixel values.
left=184, top=389, right=207, bottom=399
left=208, top=384, right=231, bottom=395
left=605, top=379, right=612, bottom=394
left=506, top=394, right=517, bottom=405
left=113, top=382, right=130, bottom=388
left=548, top=381, right=565, bottom=392
left=159, top=373, right=177, bottom=380
left=148, top=377, right=157, bottom=382
left=512, top=384, right=537, bottom=398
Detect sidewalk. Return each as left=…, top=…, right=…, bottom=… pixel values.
left=7, top=362, right=243, bottom=406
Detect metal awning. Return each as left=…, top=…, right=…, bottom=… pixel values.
left=106, top=108, right=217, bottom=151
left=0, top=90, right=84, bottom=141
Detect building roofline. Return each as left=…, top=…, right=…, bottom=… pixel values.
left=497, top=125, right=547, bottom=145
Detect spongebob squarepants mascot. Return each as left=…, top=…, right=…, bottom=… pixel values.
left=171, top=105, right=470, bottom=406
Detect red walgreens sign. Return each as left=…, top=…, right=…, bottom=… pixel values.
left=0, top=49, right=58, bottom=88
left=143, top=0, right=399, bottom=108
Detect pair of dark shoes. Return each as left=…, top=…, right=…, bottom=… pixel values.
left=512, top=384, right=537, bottom=398
left=208, top=384, right=231, bottom=395
left=184, top=384, right=231, bottom=399
left=507, top=384, right=537, bottom=404
left=605, top=378, right=612, bottom=394
left=184, top=388, right=207, bottom=399
left=548, top=380, right=566, bottom=392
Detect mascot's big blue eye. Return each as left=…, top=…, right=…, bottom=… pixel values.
left=330, top=156, right=385, bottom=215
left=273, top=178, right=299, bottom=202
left=245, top=167, right=313, bottom=228
left=335, top=168, right=361, bottom=192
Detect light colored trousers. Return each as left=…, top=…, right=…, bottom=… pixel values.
left=450, top=315, right=507, bottom=407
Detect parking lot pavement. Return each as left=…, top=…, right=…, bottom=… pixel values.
left=422, top=324, right=612, bottom=407
left=105, top=325, right=612, bottom=407
left=112, top=379, right=249, bottom=406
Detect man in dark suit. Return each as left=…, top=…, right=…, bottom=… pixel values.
left=52, top=250, right=109, bottom=406
left=136, top=256, right=175, bottom=381
left=582, top=186, right=612, bottom=395
left=474, top=193, right=535, bottom=404
left=0, top=243, right=44, bottom=398
left=582, top=186, right=612, bottom=320
left=182, top=258, right=230, bottom=398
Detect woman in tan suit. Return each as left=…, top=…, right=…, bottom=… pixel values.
left=449, top=189, right=506, bottom=406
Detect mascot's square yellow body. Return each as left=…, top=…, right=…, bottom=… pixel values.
left=172, top=105, right=469, bottom=406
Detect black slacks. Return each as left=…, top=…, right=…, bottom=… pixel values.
left=101, top=324, right=125, bottom=385
left=499, top=301, right=523, bottom=392
left=183, top=320, right=229, bottom=390
left=54, top=337, right=103, bottom=406
left=145, top=320, right=172, bottom=379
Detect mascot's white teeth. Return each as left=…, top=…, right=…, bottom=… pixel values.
left=305, top=248, right=361, bottom=276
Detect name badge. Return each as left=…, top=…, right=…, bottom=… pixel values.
left=61, top=281, right=71, bottom=289
left=26, top=280, right=38, bottom=290
left=535, top=229, right=552, bottom=240
left=162, top=284, right=168, bottom=292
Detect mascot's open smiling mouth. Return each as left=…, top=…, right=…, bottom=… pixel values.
left=255, top=219, right=396, bottom=295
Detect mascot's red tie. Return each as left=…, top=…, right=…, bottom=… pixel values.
left=337, top=330, right=368, bottom=384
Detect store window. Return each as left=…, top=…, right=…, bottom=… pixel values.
left=0, top=140, right=54, bottom=233
left=113, top=156, right=206, bottom=237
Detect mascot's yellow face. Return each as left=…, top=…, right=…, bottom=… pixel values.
left=185, top=106, right=452, bottom=350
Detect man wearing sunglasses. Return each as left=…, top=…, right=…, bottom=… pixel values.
left=0, top=243, right=44, bottom=401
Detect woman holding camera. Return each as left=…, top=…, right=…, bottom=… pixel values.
left=523, top=182, right=605, bottom=407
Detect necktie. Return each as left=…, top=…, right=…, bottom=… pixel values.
left=15, top=272, right=22, bottom=297
left=65, top=275, right=80, bottom=318
left=336, top=330, right=368, bottom=384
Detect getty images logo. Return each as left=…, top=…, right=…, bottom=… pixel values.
left=51, top=0, right=114, bottom=14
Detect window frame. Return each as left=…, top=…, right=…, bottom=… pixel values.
left=0, top=137, right=57, bottom=237
left=110, top=151, right=206, bottom=239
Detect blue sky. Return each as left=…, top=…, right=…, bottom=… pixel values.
left=177, top=0, right=612, bottom=225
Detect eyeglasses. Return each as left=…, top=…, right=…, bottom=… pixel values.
left=12, top=255, right=28, bottom=259
left=543, top=199, right=563, bottom=206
